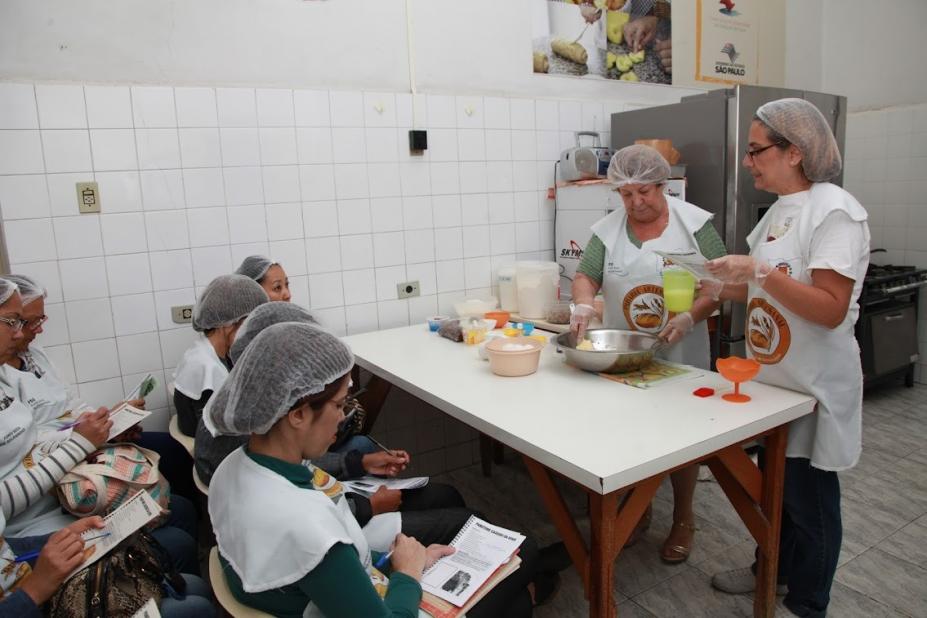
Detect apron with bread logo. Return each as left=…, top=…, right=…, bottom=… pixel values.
left=746, top=185, right=868, bottom=470
left=591, top=196, right=712, bottom=370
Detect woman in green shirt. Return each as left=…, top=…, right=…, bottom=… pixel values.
left=570, top=145, right=727, bottom=565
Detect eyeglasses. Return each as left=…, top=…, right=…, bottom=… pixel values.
left=25, top=315, right=48, bottom=331
left=0, top=316, right=28, bottom=332
left=744, top=142, right=783, bottom=162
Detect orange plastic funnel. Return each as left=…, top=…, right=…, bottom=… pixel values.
left=716, top=356, right=760, bottom=403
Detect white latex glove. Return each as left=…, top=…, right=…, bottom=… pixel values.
left=658, top=311, right=694, bottom=345
left=705, top=256, right=773, bottom=286
left=570, top=303, right=597, bottom=341
left=697, top=278, right=725, bottom=301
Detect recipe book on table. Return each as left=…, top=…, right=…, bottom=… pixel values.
left=419, top=515, right=525, bottom=615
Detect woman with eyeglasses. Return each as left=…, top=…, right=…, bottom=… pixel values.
left=570, top=144, right=727, bottom=563
left=0, top=278, right=205, bottom=582
left=0, top=279, right=113, bottom=533
left=705, top=99, right=869, bottom=618
left=0, top=274, right=197, bottom=503
left=0, top=282, right=214, bottom=615
left=0, top=275, right=81, bottom=427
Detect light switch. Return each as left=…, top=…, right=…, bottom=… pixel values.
left=76, top=181, right=101, bottom=214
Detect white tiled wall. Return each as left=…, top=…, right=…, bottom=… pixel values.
left=842, top=102, right=927, bottom=383
left=0, top=81, right=645, bottom=444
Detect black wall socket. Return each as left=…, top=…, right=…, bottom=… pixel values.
left=408, top=129, right=428, bottom=152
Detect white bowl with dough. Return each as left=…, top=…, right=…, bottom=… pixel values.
left=485, top=336, right=543, bottom=377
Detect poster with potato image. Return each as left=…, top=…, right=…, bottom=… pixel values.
left=530, top=0, right=672, bottom=85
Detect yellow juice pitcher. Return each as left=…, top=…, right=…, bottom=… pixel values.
left=662, top=268, right=695, bottom=313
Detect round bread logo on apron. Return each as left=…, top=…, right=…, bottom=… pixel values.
left=622, top=284, right=667, bottom=333
left=746, top=298, right=791, bottom=364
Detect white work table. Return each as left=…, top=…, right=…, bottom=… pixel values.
left=344, top=324, right=816, bottom=618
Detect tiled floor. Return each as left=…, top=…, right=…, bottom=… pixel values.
left=436, top=382, right=927, bottom=617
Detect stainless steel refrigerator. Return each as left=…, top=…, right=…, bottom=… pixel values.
left=608, top=84, right=847, bottom=358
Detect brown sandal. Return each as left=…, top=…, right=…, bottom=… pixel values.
left=660, top=520, right=696, bottom=563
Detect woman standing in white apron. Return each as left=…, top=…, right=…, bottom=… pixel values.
left=706, top=98, right=869, bottom=618
left=570, top=145, right=726, bottom=563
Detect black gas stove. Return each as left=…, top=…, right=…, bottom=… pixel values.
left=861, top=264, right=927, bottom=306
left=857, top=263, right=927, bottom=387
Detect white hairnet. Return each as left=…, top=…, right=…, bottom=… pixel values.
left=607, top=144, right=671, bottom=187
left=206, top=322, right=354, bottom=436
left=229, top=301, right=319, bottom=364
left=235, top=255, right=277, bottom=283
left=4, top=274, right=46, bottom=306
left=755, top=98, right=842, bottom=182
left=192, top=274, right=269, bottom=332
left=0, top=279, right=18, bottom=306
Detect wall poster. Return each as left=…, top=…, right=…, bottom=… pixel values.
left=695, top=0, right=759, bottom=85
left=530, top=1, right=673, bottom=86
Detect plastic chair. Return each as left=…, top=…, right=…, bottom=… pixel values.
left=193, top=465, right=209, bottom=496
left=208, top=547, right=273, bottom=618
left=168, top=415, right=195, bottom=458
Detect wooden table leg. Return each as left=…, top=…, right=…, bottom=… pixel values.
left=754, top=425, right=787, bottom=618
left=589, top=491, right=620, bottom=618
left=523, top=454, right=663, bottom=618
left=522, top=456, right=589, bottom=584
left=708, top=426, right=788, bottom=618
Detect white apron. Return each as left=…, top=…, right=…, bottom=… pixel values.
left=0, top=385, right=75, bottom=537
left=745, top=183, right=869, bottom=471
left=172, top=335, right=229, bottom=400
left=591, top=195, right=713, bottom=369
left=210, top=449, right=396, bottom=618
left=0, top=345, right=77, bottom=428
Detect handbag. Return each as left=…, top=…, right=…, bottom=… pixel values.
left=56, top=444, right=170, bottom=528
left=332, top=396, right=367, bottom=450
left=46, top=529, right=185, bottom=618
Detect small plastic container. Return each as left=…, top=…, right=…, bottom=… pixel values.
left=461, top=319, right=496, bottom=345
left=484, top=310, right=511, bottom=329
left=427, top=316, right=449, bottom=332
left=518, top=322, right=535, bottom=335
left=546, top=301, right=573, bottom=325
left=485, top=336, right=543, bottom=377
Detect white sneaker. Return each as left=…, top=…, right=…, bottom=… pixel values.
left=710, top=567, right=788, bottom=595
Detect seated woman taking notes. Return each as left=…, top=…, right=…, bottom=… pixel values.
left=207, top=323, right=564, bottom=617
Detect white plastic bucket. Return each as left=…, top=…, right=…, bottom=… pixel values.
left=515, top=261, right=559, bottom=319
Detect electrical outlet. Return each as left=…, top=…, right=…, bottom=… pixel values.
left=397, top=281, right=420, bottom=299
left=76, top=181, right=101, bottom=213
left=171, top=305, right=194, bottom=324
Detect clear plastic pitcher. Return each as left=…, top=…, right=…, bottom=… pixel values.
left=662, top=268, right=695, bottom=313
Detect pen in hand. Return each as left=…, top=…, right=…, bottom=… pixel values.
left=373, top=550, right=393, bottom=570
left=368, top=436, right=400, bottom=459
left=14, top=532, right=111, bottom=562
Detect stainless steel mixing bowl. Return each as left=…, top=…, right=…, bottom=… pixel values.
left=555, top=329, right=660, bottom=374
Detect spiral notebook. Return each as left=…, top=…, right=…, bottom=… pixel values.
left=419, top=516, right=524, bottom=612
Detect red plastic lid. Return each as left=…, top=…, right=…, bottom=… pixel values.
left=692, top=387, right=715, bottom=398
